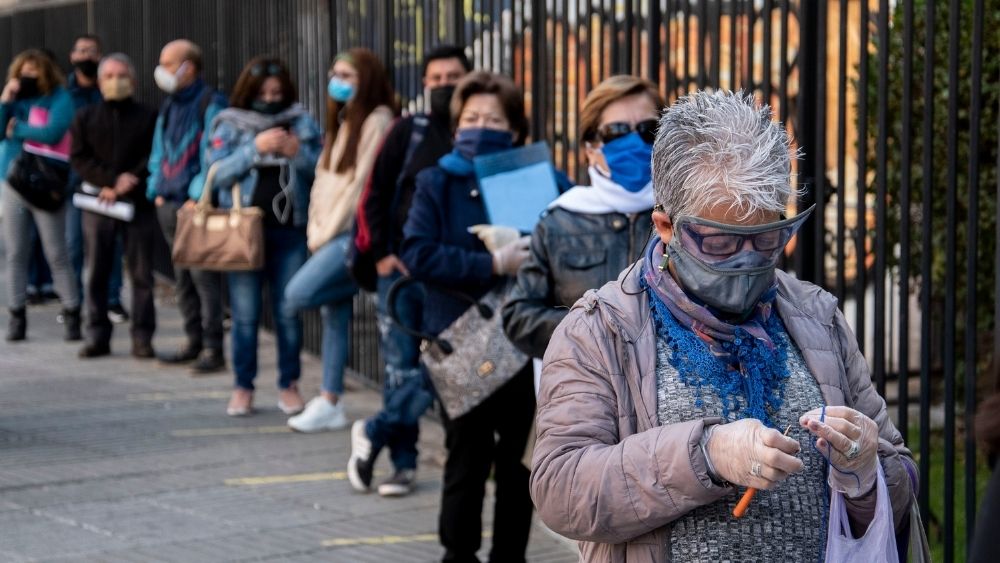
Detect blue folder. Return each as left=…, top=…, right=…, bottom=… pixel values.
left=473, top=142, right=560, bottom=233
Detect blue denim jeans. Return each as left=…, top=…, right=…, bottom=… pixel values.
left=228, top=227, right=308, bottom=391
left=66, top=201, right=124, bottom=305
left=364, top=272, right=431, bottom=471
left=283, top=232, right=358, bottom=395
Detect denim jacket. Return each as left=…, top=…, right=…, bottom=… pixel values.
left=205, top=106, right=322, bottom=229
left=0, top=87, right=74, bottom=177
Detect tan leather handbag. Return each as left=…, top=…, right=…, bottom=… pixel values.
left=171, top=163, right=265, bottom=271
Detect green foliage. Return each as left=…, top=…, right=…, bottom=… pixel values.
left=864, top=0, right=999, bottom=352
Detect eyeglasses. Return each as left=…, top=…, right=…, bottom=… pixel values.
left=675, top=205, right=815, bottom=262
left=250, top=63, right=283, bottom=77
left=596, top=119, right=658, bottom=144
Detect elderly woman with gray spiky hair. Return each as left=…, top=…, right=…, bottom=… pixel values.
left=530, top=90, right=919, bottom=562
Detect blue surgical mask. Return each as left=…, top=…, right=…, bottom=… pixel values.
left=599, top=132, right=653, bottom=193
left=327, top=77, right=355, bottom=102
left=453, top=128, right=514, bottom=160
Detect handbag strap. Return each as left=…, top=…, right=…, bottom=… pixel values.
left=198, top=162, right=243, bottom=212
left=385, top=277, right=497, bottom=355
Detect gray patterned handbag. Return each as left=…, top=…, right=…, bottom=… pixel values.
left=387, top=278, right=529, bottom=419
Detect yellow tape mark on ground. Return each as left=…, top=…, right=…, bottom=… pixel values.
left=321, top=531, right=490, bottom=548
left=127, top=390, right=232, bottom=401
left=225, top=470, right=386, bottom=486
left=171, top=426, right=292, bottom=437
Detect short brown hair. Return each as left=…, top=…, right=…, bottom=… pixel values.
left=579, top=75, right=664, bottom=143
left=7, top=49, right=65, bottom=96
left=450, top=71, right=529, bottom=144
left=230, top=56, right=297, bottom=110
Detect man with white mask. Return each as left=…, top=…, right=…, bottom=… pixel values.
left=146, top=39, right=228, bottom=373
left=70, top=53, right=158, bottom=359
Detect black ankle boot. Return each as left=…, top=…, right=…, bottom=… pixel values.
left=7, top=308, right=26, bottom=341
left=63, top=307, right=82, bottom=341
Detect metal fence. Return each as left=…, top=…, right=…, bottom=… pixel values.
left=1, top=1, right=995, bottom=560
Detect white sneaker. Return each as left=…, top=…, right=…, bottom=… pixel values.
left=287, top=397, right=348, bottom=432
left=348, top=420, right=375, bottom=493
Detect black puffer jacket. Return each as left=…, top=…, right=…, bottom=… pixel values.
left=501, top=206, right=654, bottom=358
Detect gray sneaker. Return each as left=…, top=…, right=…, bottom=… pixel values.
left=377, top=469, right=416, bottom=497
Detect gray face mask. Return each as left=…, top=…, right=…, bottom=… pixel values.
left=664, top=205, right=815, bottom=316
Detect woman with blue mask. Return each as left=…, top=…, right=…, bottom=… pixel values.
left=502, top=75, right=663, bottom=372
left=280, top=49, right=397, bottom=428
left=400, top=71, right=535, bottom=563
left=530, top=90, right=920, bottom=562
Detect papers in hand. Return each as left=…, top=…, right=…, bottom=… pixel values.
left=474, top=142, right=560, bottom=233
left=74, top=182, right=134, bottom=222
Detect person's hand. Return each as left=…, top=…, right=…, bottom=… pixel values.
left=492, top=235, right=531, bottom=276
left=376, top=254, right=410, bottom=277
left=705, top=418, right=804, bottom=490
left=254, top=128, right=288, bottom=154
left=113, top=172, right=139, bottom=195
left=155, top=196, right=165, bottom=208
left=98, top=187, right=117, bottom=205
left=5, top=118, right=15, bottom=138
left=469, top=224, right=521, bottom=253
left=800, top=406, right=879, bottom=498
left=182, top=199, right=197, bottom=210
left=0, top=78, right=18, bottom=103
left=280, top=134, right=300, bottom=158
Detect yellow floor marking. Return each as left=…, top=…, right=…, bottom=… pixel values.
left=225, top=470, right=386, bottom=486
left=171, top=426, right=292, bottom=437
left=322, top=531, right=490, bottom=548
left=127, top=390, right=232, bottom=401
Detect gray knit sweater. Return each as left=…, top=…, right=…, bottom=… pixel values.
left=655, top=330, right=829, bottom=562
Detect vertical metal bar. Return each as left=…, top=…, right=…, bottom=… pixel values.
left=762, top=0, right=772, bottom=102
left=855, top=0, right=868, bottom=352
left=624, top=0, right=634, bottom=73
left=682, top=0, right=691, bottom=92
left=964, top=0, right=984, bottom=546
left=835, top=0, right=847, bottom=304
left=648, top=0, right=661, bottom=85
left=666, top=0, right=675, bottom=98
left=874, top=0, right=889, bottom=397
left=728, top=0, right=737, bottom=92
left=943, top=0, right=961, bottom=559
left=744, top=0, right=754, bottom=94
left=710, top=0, right=720, bottom=87
left=813, top=0, right=827, bottom=288
left=898, top=0, right=913, bottom=441
left=778, top=0, right=788, bottom=135
left=696, top=0, right=706, bottom=88
left=561, top=0, right=569, bottom=169
left=919, top=0, right=935, bottom=530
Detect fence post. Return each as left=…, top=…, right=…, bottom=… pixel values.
left=795, top=0, right=820, bottom=285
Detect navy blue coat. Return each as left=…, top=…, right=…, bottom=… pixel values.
left=401, top=165, right=498, bottom=336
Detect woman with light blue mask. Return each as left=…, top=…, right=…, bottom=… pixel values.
left=282, top=49, right=398, bottom=431
left=502, top=75, right=664, bottom=371
left=530, top=90, right=921, bottom=562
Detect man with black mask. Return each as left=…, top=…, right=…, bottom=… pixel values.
left=347, top=46, right=471, bottom=498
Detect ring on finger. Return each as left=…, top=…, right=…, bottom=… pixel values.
left=750, top=461, right=763, bottom=478
left=845, top=440, right=861, bottom=460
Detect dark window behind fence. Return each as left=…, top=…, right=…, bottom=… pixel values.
left=2, top=1, right=994, bottom=560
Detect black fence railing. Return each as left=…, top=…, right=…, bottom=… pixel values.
left=2, top=1, right=995, bottom=560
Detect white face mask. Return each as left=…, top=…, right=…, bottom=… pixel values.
left=153, top=62, right=187, bottom=94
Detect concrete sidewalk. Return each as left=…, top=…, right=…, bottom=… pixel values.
left=0, top=261, right=576, bottom=561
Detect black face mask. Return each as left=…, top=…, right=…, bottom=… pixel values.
left=252, top=100, right=286, bottom=115
left=429, top=85, right=456, bottom=118
left=16, top=77, right=40, bottom=100
left=74, top=59, right=98, bottom=79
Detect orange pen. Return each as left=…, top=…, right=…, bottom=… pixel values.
left=732, top=424, right=793, bottom=518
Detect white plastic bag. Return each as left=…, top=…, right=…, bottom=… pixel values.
left=825, top=463, right=899, bottom=563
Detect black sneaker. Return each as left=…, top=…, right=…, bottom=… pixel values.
left=378, top=469, right=416, bottom=497
left=63, top=308, right=82, bottom=342
left=348, top=420, right=375, bottom=492
left=78, top=342, right=111, bottom=358
left=132, top=340, right=155, bottom=359
left=157, top=343, right=202, bottom=364
left=108, top=303, right=130, bottom=324
left=189, top=348, right=226, bottom=374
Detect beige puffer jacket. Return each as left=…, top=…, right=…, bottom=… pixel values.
left=530, top=265, right=917, bottom=562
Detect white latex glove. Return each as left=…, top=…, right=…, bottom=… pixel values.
left=469, top=224, right=521, bottom=253
left=704, top=418, right=804, bottom=489
left=492, top=235, right=531, bottom=276
left=800, top=406, right=879, bottom=498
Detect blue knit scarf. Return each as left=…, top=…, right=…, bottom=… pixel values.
left=641, top=240, right=790, bottom=428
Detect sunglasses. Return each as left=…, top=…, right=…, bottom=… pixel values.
left=675, top=205, right=816, bottom=262
left=250, top=62, right=283, bottom=77
left=596, top=119, right=658, bottom=144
